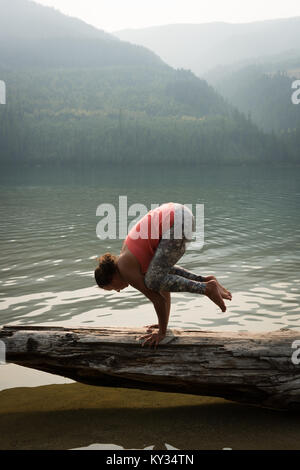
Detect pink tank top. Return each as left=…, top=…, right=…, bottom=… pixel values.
left=125, top=202, right=175, bottom=273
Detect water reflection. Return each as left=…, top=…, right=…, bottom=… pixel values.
left=0, top=165, right=299, bottom=332
left=1, top=382, right=300, bottom=450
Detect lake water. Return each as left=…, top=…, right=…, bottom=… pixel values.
left=0, top=164, right=300, bottom=389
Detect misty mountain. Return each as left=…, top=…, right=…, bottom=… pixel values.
left=0, top=0, right=113, bottom=40
left=1, top=63, right=293, bottom=165
left=0, top=0, right=163, bottom=68
left=203, top=54, right=300, bottom=133
left=0, top=0, right=296, bottom=165
left=203, top=49, right=300, bottom=84
left=115, top=18, right=300, bottom=76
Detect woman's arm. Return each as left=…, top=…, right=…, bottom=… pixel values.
left=128, top=272, right=169, bottom=335
left=145, top=291, right=171, bottom=330
left=118, top=255, right=170, bottom=346
left=160, top=291, right=171, bottom=326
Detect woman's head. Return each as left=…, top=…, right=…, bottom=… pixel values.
left=94, top=253, right=128, bottom=292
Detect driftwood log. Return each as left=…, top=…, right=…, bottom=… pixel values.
left=1, top=325, right=300, bottom=411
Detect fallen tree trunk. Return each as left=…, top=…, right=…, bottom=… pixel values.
left=1, top=325, right=300, bottom=410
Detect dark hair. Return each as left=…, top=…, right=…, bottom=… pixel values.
left=94, top=253, right=118, bottom=288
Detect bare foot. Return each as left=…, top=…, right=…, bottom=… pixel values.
left=203, top=275, right=232, bottom=300
left=204, top=280, right=228, bottom=312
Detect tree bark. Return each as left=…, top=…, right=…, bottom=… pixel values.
left=1, top=325, right=300, bottom=410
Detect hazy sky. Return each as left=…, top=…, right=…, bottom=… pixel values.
left=34, top=0, right=300, bottom=32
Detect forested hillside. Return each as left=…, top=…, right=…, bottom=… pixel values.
left=0, top=0, right=297, bottom=166
left=2, top=66, right=289, bottom=165
left=203, top=56, right=300, bottom=161
left=0, top=0, right=163, bottom=68
left=205, top=58, right=300, bottom=132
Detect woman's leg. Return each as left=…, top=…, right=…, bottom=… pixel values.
left=169, top=265, right=205, bottom=282
left=144, top=230, right=206, bottom=294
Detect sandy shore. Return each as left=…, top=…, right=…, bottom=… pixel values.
left=0, top=383, right=299, bottom=450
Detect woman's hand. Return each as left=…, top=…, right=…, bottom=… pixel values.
left=143, top=324, right=159, bottom=331
left=139, top=330, right=166, bottom=349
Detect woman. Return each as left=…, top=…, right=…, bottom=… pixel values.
left=94, top=202, right=232, bottom=348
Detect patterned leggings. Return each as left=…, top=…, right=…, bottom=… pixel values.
left=144, top=206, right=206, bottom=295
